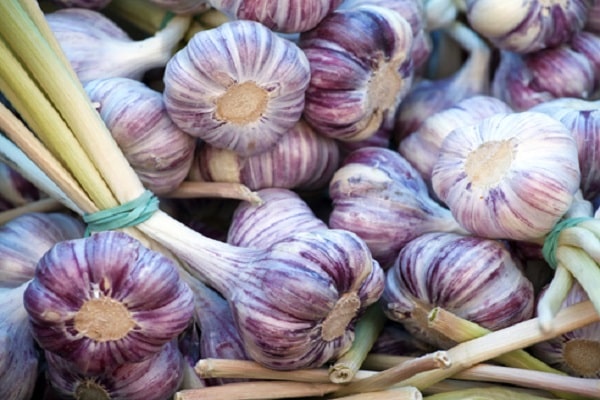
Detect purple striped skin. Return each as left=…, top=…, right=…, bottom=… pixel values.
left=466, top=0, right=592, bottom=54
left=299, top=5, right=414, bottom=142
left=0, top=213, right=85, bottom=288
left=0, top=162, right=41, bottom=207
left=531, top=98, right=600, bottom=201
left=585, top=2, right=600, bottom=34
left=163, top=20, right=310, bottom=157
left=382, top=232, right=535, bottom=349
left=23, top=231, right=194, bottom=375
left=209, top=0, right=344, bottom=33
left=194, top=119, right=340, bottom=191
left=492, top=48, right=595, bottom=111
left=85, top=77, right=196, bottom=195
left=571, top=31, right=600, bottom=89
left=227, top=188, right=328, bottom=249
left=45, top=340, right=184, bottom=400
left=179, top=229, right=384, bottom=370
left=329, top=147, right=468, bottom=268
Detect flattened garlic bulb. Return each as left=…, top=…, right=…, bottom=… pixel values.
left=431, top=111, right=581, bottom=241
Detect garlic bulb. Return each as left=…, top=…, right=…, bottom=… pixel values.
left=423, top=0, right=457, bottom=30
left=45, top=340, right=184, bottom=400
left=189, top=119, right=340, bottom=191
left=299, top=5, right=414, bottom=142
left=146, top=0, right=210, bottom=14
left=531, top=97, right=600, bottom=200
left=431, top=111, right=581, bottom=241
left=585, top=2, right=600, bottom=34
left=370, top=320, right=435, bottom=357
left=532, top=282, right=600, bottom=378
left=0, top=161, right=41, bottom=208
left=227, top=188, right=328, bottom=249
left=329, top=147, right=468, bottom=268
left=382, top=231, right=535, bottom=349
left=163, top=20, right=310, bottom=157
left=0, top=212, right=85, bottom=288
left=49, top=0, right=112, bottom=9
left=207, top=0, right=344, bottom=33
left=23, top=231, right=194, bottom=374
left=491, top=47, right=595, bottom=111
left=570, top=31, right=600, bottom=92
left=84, top=77, right=196, bottom=195
left=399, top=95, right=512, bottom=186
left=46, top=8, right=189, bottom=83
left=465, top=0, right=593, bottom=53
left=0, top=282, right=39, bottom=400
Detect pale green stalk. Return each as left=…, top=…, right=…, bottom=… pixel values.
left=536, top=264, right=574, bottom=332
left=423, top=386, right=555, bottom=400
left=556, top=246, right=600, bottom=318
left=104, top=0, right=173, bottom=34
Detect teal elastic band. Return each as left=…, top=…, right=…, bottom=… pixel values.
left=542, top=216, right=591, bottom=269
left=159, top=11, right=176, bottom=29
left=83, top=190, right=159, bottom=236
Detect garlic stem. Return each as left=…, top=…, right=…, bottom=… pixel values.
left=444, top=20, right=490, bottom=92
left=175, top=381, right=341, bottom=400
left=103, top=0, right=175, bottom=34
left=0, top=198, right=64, bottom=225
left=334, top=387, right=423, bottom=400
left=423, top=386, right=555, bottom=400
left=536, top=264, right=574, bottom=333
left=329, top=304, right=386, bottom=383
left=164, top=181, right=262, bottom=205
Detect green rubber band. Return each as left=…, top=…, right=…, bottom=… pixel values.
left=542, top=217, right=591, bottom=269
left=83, top=190, right=159, bottom=236
left=159, top=11, right=176, bottom=30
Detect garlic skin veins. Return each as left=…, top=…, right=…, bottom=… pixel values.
left=163, top=20, right=310, bottom=157
left=0, top=282, right=39, bottom=400
left=328, top=147, right=469, bottom=268
left=465, top=0, right=593, bottom=53
left=208, top=0, right=344, bottom=33
left=382, top=231, right=535, bottom=348
left=23, top=231, right=194, bottom=374
left=431, top=111, right=581, bottom=241
left=299, top=5, right=414, bottom=142
left=84, top=77, right=196, bottom=195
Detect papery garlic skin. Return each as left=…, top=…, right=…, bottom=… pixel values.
left=382, top=232, right=535, bottom=348
left=0, top=161, right=41, bottom=208
left=299, top=5, right=414, bottom=142
left=492, top=48, right=595, bottom=111
left=84, top=77, right=196, bottom=195
left=208, top=0, right=344, bottom=33
left=585, top=2, right=600, bottom=34
left=465, top=0, right=593, bottom=53
left=190, top=119, right=340, bottom=191
left=0, top=213, right=85, bottom=288
left=45, top=340, right=184, bottom=400
left=23, top=231, right=194, bottom=374
left=431, top=111, right=581, bottom=241
left=0, top=283, right=39, bottom=400
left=531, top=98, right=600, bottom=200
left=163, top=20, right=310, bottom=157
left=329, top=147, right=468, bottom=268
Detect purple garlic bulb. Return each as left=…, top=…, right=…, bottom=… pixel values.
left=46, top=8, right=189, bottom=84
left=492, top=47, right=595, bottom=111
left=531, top=97, right=600, bottom=201
left=23, top=231, right=194, bottom=374
left=329, top=147, right=468, bottom=268
left=399, top=95, right=512, bottom=185
left=465, top=0, right=594, bottom=53
left=382, top=231, right=535, bottom=348
left=227, top=188, right=328, bottom=249
left=163, top=20, right=310, bottom=157
left=585, top=2, right=600, bottom=34
left=532, top=283, right=600, bottom=378
left=84, top=77, right=196, bottom=195
left=189, top=119, right=340, bottom=191
left=0, top=161, right=41, bottom=208
left=0, top=212, right=85, bottom=288
left=208, top=0, right=344, bottom=33
left=431, top=111, right=581, bottom=241
left=299, top=5, right=414, bottom=142
left=570, top=31, right=600, bottom=91
left=45, top=340, right=184, bottom=400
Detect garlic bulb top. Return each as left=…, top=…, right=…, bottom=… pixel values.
left=84, top=77, right=196, bottom=195
left=431, top=111, right=581, bottom=241
left=23, top=231, right=194, bottom=374
left=465, top=0, right=593, bottom=53
left=299, top=5, right=414, bottom=142
left=382, top=231, right=535, bottom=348
left=208, top=0, right=344, bottom=33
left=163, top=20, right=311, bottom=157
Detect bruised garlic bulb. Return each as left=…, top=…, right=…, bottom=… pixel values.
left=382, top=232, right=535, bottom=348
left=23, top=231, right=194, bottom=374
left=465, top=0, right=593, bottom=53
left=299, top=5, right=414, bottom=142
left=163, top=20, right=310, bottom=157
left=189, top=119, right=340, bottom=191
left=431, top=111, right=581, bottom=241
left=208, top=0, right=343, bottom=33
left=84, top=77, right=196, bottom=195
